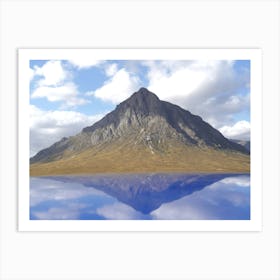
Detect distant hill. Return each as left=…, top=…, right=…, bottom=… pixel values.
left=230, top=139, right=250, bottom=152
left=30, top=88, right=250, bottom=175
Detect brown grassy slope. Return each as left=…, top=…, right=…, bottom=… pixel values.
left=30, top=140, right=250, bottom=176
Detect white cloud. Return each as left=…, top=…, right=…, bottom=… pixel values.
left=68, top=58, right=102, bottom=69
left=149, top=66, right=206, bottom=100
left=34, top=60, right=68, bottom=86
left=29, top=67, right=35, bottom=81
left=31, top=82, right=76, bottom=102
left=152, top=175, right=250, bottom=219
left=152, top=199, right=211, bottom=220
left=219, top=176, right=250, bottom=187
left=31, top=82, right=88, bottom=108
left=219, top=120, right=250, bottom=140
left=144, top=60, right=250, bottom=128
left=105, top=63, right=118, bottom=76
left=30, top=177, right=112, bottom=219
left=33, top=207, right=81, bottom=220
left=30, top=105, right=104, bottom=156
left=94, top=68, right=140, bottom=104
left=96, top=202, right=145, bottom=220
left=30, top=60, right=89, bottom=108
left=30, top=177, right=106, bottom=207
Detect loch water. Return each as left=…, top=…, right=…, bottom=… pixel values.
left=30, top=173, right=250, bottom=220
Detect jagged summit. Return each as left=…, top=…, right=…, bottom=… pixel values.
left=133, top=87, right=155, bottom=95
left=121, top=87, right=161, bottom=111
left=129, top=87, right=159, bottom=102
left=117, top=87, right=163, bottom=116
left=30, top=88, right=250, bottom=175
left=82, top=87, right=162, bottom=133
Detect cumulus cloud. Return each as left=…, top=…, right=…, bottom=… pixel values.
left=105, top=63, right=118, bottom=77
left=219, top=176, right=250, bottom=187
left=33, top=60, right=69, bottom=86
left=30, top=177, right=113, bottom=219
left=219, top=120, right=250, bottom=140
left=152, top=199, right=212, bottom=220
left=30, top=105, right=104, bottom=156
left=96, top=202, right=146, bottom=220
left=94, top=68, right=140, bottom=104
left=152, top=174, right=250, bottom=219
left=68, top=58, right=102, bottom=69
left=31, top=82, right=88, bottom=108
left=32, top=207, right=81, bottom=220
left=144, top=60, right=250, bottom=128
left=30, top=60, right=88, bottom=108
left=30, top=177, right=106, bottom=207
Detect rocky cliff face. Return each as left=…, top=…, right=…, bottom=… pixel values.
left=30, top=87, right=248, bottom=166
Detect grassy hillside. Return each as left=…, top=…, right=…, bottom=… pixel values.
left=30, top=140, right=250, bottom=176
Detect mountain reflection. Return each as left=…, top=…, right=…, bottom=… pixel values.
left=31, top=173, right=250, bottom=219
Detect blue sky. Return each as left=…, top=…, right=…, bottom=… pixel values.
left=29, top=59, right=250, bottom=155
left=30, top=60, right=152, bottom=115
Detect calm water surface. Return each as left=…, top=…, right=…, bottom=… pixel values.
left=30, top=173, right=250, bottom=220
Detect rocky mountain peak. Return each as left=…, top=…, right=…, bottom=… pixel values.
left=30, top=88, right=250, bottom=168
left=117, top=87, right=162, bottom=116
left=132, top=87, right=158, bottom=98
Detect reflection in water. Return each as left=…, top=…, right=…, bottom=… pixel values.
left=30, top=173, right=250, bottom=220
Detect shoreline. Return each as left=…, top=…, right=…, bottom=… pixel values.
left=30, top=170, right=250, bottom=178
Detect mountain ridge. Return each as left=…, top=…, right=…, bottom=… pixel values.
left=30, top=88, right=250, bottom=175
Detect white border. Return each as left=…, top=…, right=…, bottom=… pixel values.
left=18, top=48, right=262, bottom=232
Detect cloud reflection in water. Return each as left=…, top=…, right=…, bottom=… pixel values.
left=30, top=173, right=250, bottom=220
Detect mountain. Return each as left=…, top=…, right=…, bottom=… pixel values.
left=230, top=139, right=250, bottom=152
left=30, top=88, right=250, bottom=176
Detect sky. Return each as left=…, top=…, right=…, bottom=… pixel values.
left=29, top=59, right=250, bottom=156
